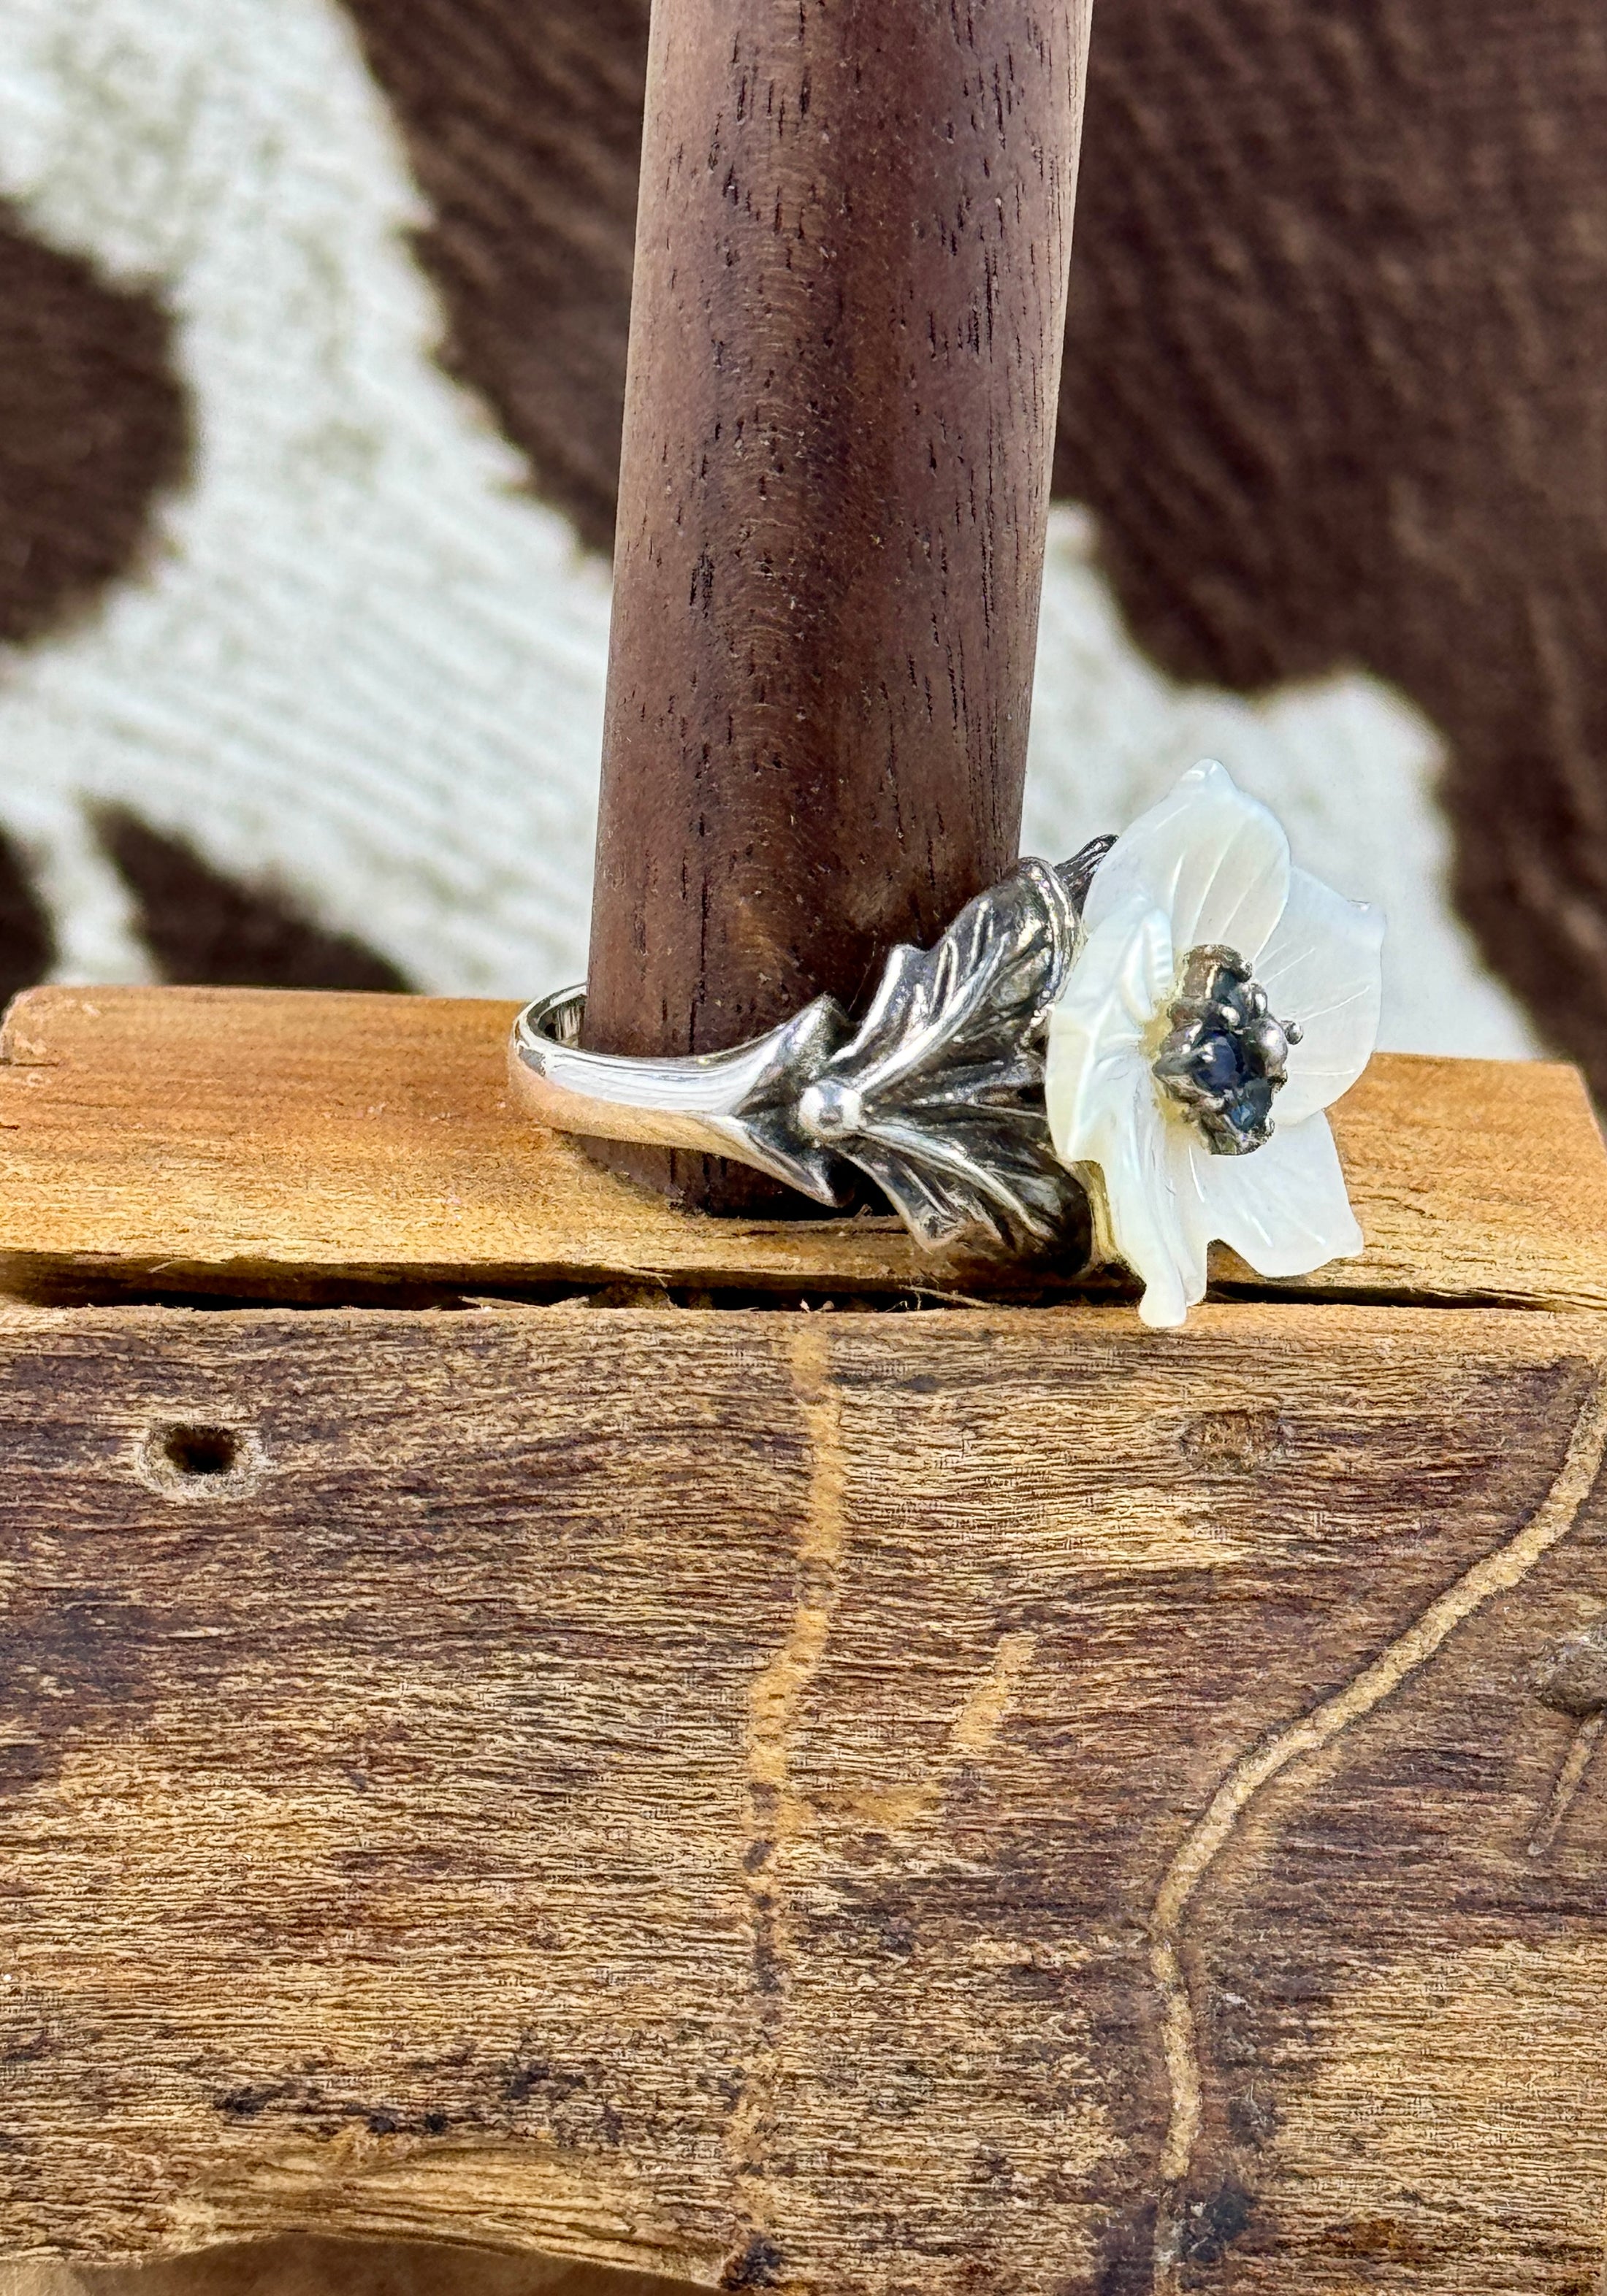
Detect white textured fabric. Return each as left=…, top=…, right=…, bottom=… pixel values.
left=0, top=0, right=611, bottom=994
left=1026, top=509, right=1536, bottom=1057
left=0, top=0, right=1543, bottom=1061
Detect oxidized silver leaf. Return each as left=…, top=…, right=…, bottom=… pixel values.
left=756, top=838, right=1114, bottom=1252
left=515, top=838, right=1115, bottom=1255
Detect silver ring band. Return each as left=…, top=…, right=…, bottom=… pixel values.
left=510, top=839, right=1112, bottom=1254
left=510, top=982, right=858, bottom=1198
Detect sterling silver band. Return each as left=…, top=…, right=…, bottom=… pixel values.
left=510, top=838, right=1113, bottom=1255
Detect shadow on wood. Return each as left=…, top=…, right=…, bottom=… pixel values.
left=2, top=2236, right=699, bottom=2296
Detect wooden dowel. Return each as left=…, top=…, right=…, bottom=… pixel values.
left=584, top=0, right=1091, bottom=1210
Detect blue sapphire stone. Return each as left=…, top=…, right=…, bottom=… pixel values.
left=1150, top=945, right=1301, bottom=1155
left=1186, top=1032, right=1246, bottom=1096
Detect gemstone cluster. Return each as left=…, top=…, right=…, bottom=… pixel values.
left=1150, top=944, right=1302, bottom=1155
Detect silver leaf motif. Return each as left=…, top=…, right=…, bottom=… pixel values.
left=785, top=839, right=1113, bottom=1250
left=510, top=838, right=1113, bottom=1257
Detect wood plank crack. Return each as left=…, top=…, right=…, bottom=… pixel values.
left=836, top=1628, right=1039, bottom=1834
left=728, top=1320, right=850, bottom=2270
left=1146, top=1362, right=1607, bottom=2293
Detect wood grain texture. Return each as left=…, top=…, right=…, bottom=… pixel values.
left=1, top=1299, right=1607, bottom=2293
left=585, top=0, right=1090, bottom=1210
left=0, top=985, right=1602, bottom=1311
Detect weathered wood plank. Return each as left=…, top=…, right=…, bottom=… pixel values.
left=0, top=986, right=1603, bottom=1310
left=2, top=1298, right=1606, bottom=2292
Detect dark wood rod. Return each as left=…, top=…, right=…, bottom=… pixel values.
left=584, top=0, right=1092, bottom=1209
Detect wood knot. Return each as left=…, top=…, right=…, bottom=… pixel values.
left=1532, top=1620, right=1607, bottom=1716
left=1180, top=1405, right=1285, bottom=1471
left=721, top=2236, right=785, bottom=2290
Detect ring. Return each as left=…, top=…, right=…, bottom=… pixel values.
left=511, top=762, right=1386, bottom=1321
left=510, top=838, right=1114, bottom=1255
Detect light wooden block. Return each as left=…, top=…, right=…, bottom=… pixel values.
left=0, top=985, right=1602, bottom=1311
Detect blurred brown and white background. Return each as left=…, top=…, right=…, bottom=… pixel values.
left=0, top=0, right=1604, bottom=2287
left=5, top=0, right=1607, bottom=1079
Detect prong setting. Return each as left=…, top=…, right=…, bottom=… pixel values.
left=1150, top=944, right=1304, bottom=1156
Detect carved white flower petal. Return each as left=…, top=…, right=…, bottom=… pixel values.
left=1069, top=1065, right=1205, bottom=1329
left=1256, top=866, right=1385, bottom=1125
left=1080, top=758, right=1291, bottom=964
left=1047, top=893, right=1173, bottom=1151
left=1046, top=895, right=1204, bottom=1328
left=1172, top=1112, right=1364, bottom=1281
left=1048, top=885, right=1173, bottom=1070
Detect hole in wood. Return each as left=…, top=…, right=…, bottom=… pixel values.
left=161, top=1424, right=239, bottom=1477
left=1533, top=1618, right=1607, bottom=1717
left=137, top=1420, right=262, bottom=1497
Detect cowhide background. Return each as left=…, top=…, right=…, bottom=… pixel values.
left=0, top=0, right=1600, bottom=2289
left=6, top=0, right=1607, bottom=1075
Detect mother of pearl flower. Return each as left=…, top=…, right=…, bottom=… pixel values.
left=1045, top=759, right=1385, bottom=1328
